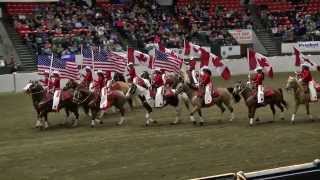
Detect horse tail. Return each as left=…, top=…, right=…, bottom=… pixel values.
left=278, top=88, right=289, bottom=109
left=227, top=87, right=241, bottom=103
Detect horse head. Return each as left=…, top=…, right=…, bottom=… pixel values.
left=126, top=83, right=137, bottom=98
left=140, top=71, right=150, bottom=81
left=73, top=87, right=90, bottom=104
left=233, top=81, right=246, bottom=95
left=64, top=79, right=78, bottom=90
left=286, top=76, right=299, bottom=91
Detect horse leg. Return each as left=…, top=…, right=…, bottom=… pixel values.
left=72, top=108, right=80, bottom=127
left=189, top=106, right=198, bottom=125
left=63, top=108, right=70, bottom=125
left=117, top=107, right=126, bottom=126
left=305, top=102, right=313, bottom=121
left=291, top=103, right=299, bottom=124
left=142, top=101, right=153, bottom=126
left=35, top=110, right=42, bottom=128
left=198, top=109, right=205, bottom=126
left=44, top=112, right=49, bottom=129
left=275, top=102, right=285, bottom=120
left=171, top=105, right=182, bottom=125
left=127, top=98, right=134, bottom=110
left=90, top=108, right=97, bottom=128
left=269, top=104, right=276, bottom=122
left=224, top=101, right=235, bottom=122
left=248, top=106, right=256, bottom=126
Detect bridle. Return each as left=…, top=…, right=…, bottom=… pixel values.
left=73, top=87, right=93, bottom=104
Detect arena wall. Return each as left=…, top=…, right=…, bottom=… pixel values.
left=0, top=55, right=319, bottom=93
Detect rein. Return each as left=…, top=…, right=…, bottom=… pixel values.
left=74, top=88, right=93, bottom=105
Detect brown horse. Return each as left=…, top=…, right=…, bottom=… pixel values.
left=175, top=72, right=239, bottom=126
left=72, top=85, right=128, bottom=127
left=24, top=81, right=80, bottom=129
left=286, top=76, right=320, bottom=123
left=233, top=81, right=288, bottom=126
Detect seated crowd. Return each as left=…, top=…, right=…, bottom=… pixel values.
left=10, top=0, right=251, bottom=56
left=257, top=0, right=320, bottom=42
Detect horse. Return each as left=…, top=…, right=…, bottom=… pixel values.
left=175, top=71, right=239, bottom=125
left=126, top=71, right=191, bottom=126
left=24, top=81, right=80, bottom=129
left=72, top=85, right=128, bottom=127
left=286, top=76, right=320, bottom=123
left=233, top=81, right=288, bottom=126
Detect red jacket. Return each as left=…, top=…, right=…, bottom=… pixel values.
left=82, top=71, right=93, bottom=87
left=251, top=73, right=264, bottom=87
left=94, top=75, right=105, bottom=92
left=128, top=67, right=136, bottom=81
left=105, top=71, right=112, bottom=82
left=52, top=77, right=61, bottom=90
left=40, top=77, right=49, bottom=87
left=153, top=73, right=164, bottom=88
left=299, top=69, right=312, bottom=83
left=200, top=72, right=211, bottom=86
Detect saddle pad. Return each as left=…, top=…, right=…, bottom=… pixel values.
left=61, top=91, right=72, bottom=101
left=264, top=87, right=275, bottom=97
left=164, top=89, right=175, bottom=97
left=315, top=82, right=320, bottom=92
left=212, top=88, right=220, bottom=98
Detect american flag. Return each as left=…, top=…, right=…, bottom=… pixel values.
left=82, top=47, right=127, bottom=73
left=154, top=49, right=182, bottom=73
left=37, top=54, right=79, bottom=80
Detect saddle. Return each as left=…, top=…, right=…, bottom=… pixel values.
left=197, top=87, right=220, bottom=98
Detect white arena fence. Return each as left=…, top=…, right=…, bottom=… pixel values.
left=0, top=55, right=319, bottom=93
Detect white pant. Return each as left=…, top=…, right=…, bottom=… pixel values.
left=204, top=84, right=212, bottom=105
left=155, top=86, right=164, bottom=107
left=257, top=85, right=264, bottom=104
left=52, top=90, right=61, bottom=110
left=100, top=87, right=108, bottom=109
left=309, top=81, right=317, bottom=101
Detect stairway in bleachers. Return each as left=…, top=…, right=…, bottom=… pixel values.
left=248, top=5, right=281, bottom=56
left=3, top=21, right=36, bottom=71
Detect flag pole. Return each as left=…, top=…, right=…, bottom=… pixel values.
left=247, top=48, right=251, bottom=82
left=80, top=44, right=83, bottom=70
left=48, top=53, right=54, bottom=87
left=91, top=46, right=95, bottom=72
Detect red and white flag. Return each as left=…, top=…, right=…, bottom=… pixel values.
left=184, top=40, right=201, bottom=56
left=293, top=47, right=320, bottom=71
left=128, top=47, right=153, bottom=68
left=248, top=49, right=273, bottom=78
left=200, top=48, right=231, bottom=80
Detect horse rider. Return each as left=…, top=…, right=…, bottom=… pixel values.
left=93, top=70, right=105, bottom=95
left=51, top=70, right=61, bottom=111
left=186, top=58, right=199, bottom=87
left=81, top=66, right=93, bottom=88
left=251, top=66, right=265, bottom=104
left=298, top=63, right=317, bottom=101
left=127, top=62, right=136, bottom=83
left=200, top=66, right=213, bottom=105
left=153, top=68, right=165, bottom=107
left=40, top=70, right=50, bottom=90
left=105, top=70, right=113, bottom=88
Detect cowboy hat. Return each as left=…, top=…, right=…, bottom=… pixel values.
left=301, top=62, right=310, bottom=68
left=85, top=66, right=91, bottom=70
left=52, top=70, right=60, bottom=75
left=255, top=66, right=263, bottom=72
left=96, top=69, right=103, bottom=74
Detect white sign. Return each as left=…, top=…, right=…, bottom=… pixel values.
left=228, top=29, right=252, bottom=44
left=221, top=46, right=241, bottom=58
left=282, top=42, right=320, bottom=53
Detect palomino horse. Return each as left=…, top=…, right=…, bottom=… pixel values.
left=233, top=81, right=288, bottom=126
left=175, top=71, right=239, bottom=125
left=73, top=85, right=128, bottom=127
left=24, top=81, right=80, bottom=129
left=286, top=76, right=320, bottom=123
left=126, top=71, right=190, bottom=126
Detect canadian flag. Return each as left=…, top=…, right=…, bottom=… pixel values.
left=184, top=40, right=201, bottom=56
left=200, top=48, right=231, bottom=80
left=128, top=47, right=153, bottom=69
left=248, top=49, right=273, bottom=78
left=293, top=47, right=320, bottom=71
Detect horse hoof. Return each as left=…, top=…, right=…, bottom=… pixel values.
left=193, top=121, right=197, bottom=125
left=199, top=122, right=204, bottom=126
left=100, top=121, right=104, bottom=124
left=145, top=124, right=149, bottom=127
left=280, top=117, right=285, bottom=121
left=153, top=121, right=158, bottom=124
left=91, top=125, right=95, bottom=128
left=255, top=118, right=260, bottom=122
